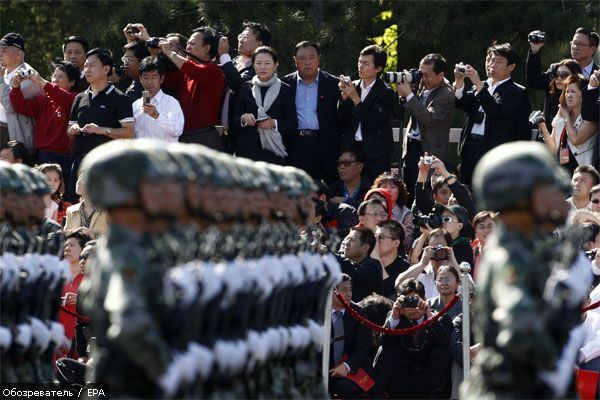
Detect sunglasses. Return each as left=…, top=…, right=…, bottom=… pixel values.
left=442, top=216, right=454, bottom=223
left=337, top=160, right=358, bottom=168
left=554, top=71, right=571, bottom=79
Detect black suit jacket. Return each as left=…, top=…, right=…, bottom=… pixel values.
left=336, top=255, right=383, bottom=302
left=456, top=78, right=531, bottom=154
left=234, top=81, right=297, bottom=163
left=282, top=70, right=343, bottom=183
left=337, top=78, right=397, bottom=160
left=330, top=303, right=372, bottom=373
left=221, top=57, right=255, bottom=151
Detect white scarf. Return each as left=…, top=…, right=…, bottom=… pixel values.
left=251, top=74, right=287, bottom=158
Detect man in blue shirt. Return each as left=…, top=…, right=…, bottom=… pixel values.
left=283, top=41, right=342, bottom=184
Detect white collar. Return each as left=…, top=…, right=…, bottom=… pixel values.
left=361, top=79, right=376, bottom=91
left=151, top=89, right=164, bottom=103
left=486, top=76, right=511, bottom=89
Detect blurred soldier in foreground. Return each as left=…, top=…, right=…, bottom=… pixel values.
left=464, top=141, right=591, bottom=398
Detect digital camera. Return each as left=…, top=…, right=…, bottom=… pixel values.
left=430, top=245, right=449, bottom=261
left=402, top=295, right=420, bottom=308
left=17, top=68, right=32, bottom=79
left=145, top=37, right=160, bottom=48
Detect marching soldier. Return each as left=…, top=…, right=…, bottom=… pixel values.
left=464, top=141, right=592, bottom=398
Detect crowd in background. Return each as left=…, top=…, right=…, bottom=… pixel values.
left=1, top=22, right=600, bottom=398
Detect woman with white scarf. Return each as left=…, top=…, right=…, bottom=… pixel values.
left=235, top=46, right=296, bottom=164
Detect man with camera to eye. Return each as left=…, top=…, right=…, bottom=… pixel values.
left=397, top=54, right=455, bottom=202
left=120, top=38, right=150, bottom=102
left=0, top=32, right=43, bottom=158
left=372, top=278, right=452, bottom=398
left=454, top=42, right=531, bottom=187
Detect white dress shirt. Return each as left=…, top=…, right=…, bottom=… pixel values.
left=354, top=79, right=376, bottom=141
left=455, top=76, right=511, bottom=136
left=133, top=89, right=184, bottom=142
left=580, top=311, right=600, bottom=363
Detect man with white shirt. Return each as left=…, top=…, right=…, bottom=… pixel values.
left=0, top=33, right=43, bottom=160
left=133, top=57, right=184, bottom=142
left=397, top=53, right=454, bottom=201
left=338, top=45, right=397, bottom=181
left=454, top=42, right=530, bottom=186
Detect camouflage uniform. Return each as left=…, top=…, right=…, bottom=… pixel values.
left=464, top=141, right=591, bottom=398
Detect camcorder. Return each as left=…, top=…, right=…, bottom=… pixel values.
left=383, top=69, right=422, bottom=86
left=430, top=245, right=449, bottom=261
left=145, top=37, right=161, bottom=48
left=402, top=295, right=420, bottom=308
left=528, top=30, right=546, bottom=43
left=413, top=204, right=445, bottom=229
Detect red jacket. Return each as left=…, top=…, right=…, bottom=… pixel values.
left=163, top=59, right=224, bottom=132
left=9, top=82, right=75, bottom=154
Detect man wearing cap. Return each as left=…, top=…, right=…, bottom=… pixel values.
left=0, top=32, right=43, bottom=157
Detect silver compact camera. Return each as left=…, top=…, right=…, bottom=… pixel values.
left=17, top=68, right=32, bottom=79
left=423, top=156, right=433, bottom=165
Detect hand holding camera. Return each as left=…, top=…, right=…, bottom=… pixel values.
left=218, top=36, right=230, bottom=57
left=528, top=110, right=545, bottom=127
left=395, top=79, right=412, bottom=98
left=528, top=30, right=546, bottom=54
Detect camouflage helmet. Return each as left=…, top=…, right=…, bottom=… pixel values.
left=80, top=140, right=164, bottom=207
left=472, top=141, right=571, bottom=212
left=0, top=161, right=22, bottom=194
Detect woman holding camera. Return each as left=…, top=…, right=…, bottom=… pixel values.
left=235, top=46, right=296, bottom=164
left=537, top=74, right=598, bottom=175
left=399, top=228, right=459, bottom=299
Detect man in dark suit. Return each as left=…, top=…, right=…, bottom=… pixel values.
left=338, top=45, right=397, bottom=181
left=397, top=53, right=455, bottom=203
left=454, top=42, right=530, bottom=187
left=218, top=22, right=271, bottom=153
left=337, top=226, right=383, bottom=302
left=372, top=278, right=452, bottom=398
left=282, top=41, right=342, bottom=184
left=328, top=274, right=372, bottom=398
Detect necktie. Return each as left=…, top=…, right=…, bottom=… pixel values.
left=332, top=311, right=344, bottom=364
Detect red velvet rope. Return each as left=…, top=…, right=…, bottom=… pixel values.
left=583, top=300, right=600, bottom=313
left=60, top=305, right=92, bottom=324
left=335, top=292, right=459, bottom=335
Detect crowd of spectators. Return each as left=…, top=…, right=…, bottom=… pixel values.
left=1, top=23, right=600, bottom=398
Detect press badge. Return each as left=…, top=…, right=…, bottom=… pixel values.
left=559, top=147, right=569, bottom=164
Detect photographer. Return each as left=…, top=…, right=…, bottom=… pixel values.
left=132, top=57, right=183, bottom=142
left=155, top=26, right=225, bottom=150
left=0, top=32, right=43, bottom=158
left=372, top=278, right=451, bottom=398
left=400, top=227, right=459, bottom=299
left=454, top=43, right=530, bottom=186
left=414, top=154, right=476, bottom=218
left=8, top=61, right=78, bottom=182
left=337, top=45, right=397, bottom=180
left=398, top=53, right=455, bottom=199
left=121, top=41, right=150, bottom=101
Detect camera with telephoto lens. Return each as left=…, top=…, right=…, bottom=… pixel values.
left=402, top=295, right=420, bottom=308
left=528, top=31, right=546, bottom=44
left=145, top=37, right=161, bottom=48
left=413, top=204, right=445, bottom=229
left=383, top=69, right=422, bottom=86
left=430, top=245, right=449, bottom=261
left=17, top=68, right=32, bottom=79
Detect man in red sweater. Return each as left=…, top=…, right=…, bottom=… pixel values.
left=9, top=60, right=78, bottom=186
left=158, top=27, right=225, bottom=151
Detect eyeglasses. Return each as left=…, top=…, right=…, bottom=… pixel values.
left=79, top=254, right=89, bottom=261
left=592, top=199, right=600, bottom=204
left=121, top=56, right=135, bottom=62
left=442, top=216, right=454, bottom=223
left=237, top=34, right=254, bottom=41
left=554, top=71, right=572, bottom=79
left=476, top=223, right=495, bottom=230
left=337, top=160, right=358, bottom=168
left=377, top=234, right=397, bottom=241
left=366, top=211, right=388, bottom=218
left=570, top=41, right=591, bottom=48
left=435, top=277, right=456, bottom=284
